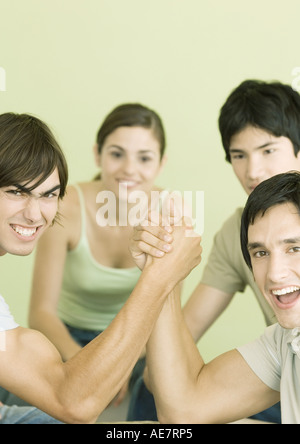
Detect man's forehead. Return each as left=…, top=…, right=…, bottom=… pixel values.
left=248, top=203, right=300, bottom=245
left=8, top=169, right=61, bottom=196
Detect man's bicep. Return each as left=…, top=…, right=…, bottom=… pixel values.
left=0, top=327, right=64, bottom=403
left=194, top=349, right=280, bottom=423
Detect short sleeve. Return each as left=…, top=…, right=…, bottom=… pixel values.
left=237, top=324, right=281, bottom=392
left=201, top=208, right=247, bottom=294
left=0, top=295, right=19, bottom=331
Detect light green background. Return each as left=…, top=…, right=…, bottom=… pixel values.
left=0, top=0, right=299, bottom=361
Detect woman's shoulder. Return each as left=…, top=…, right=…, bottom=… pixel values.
left=60, top=184, right=81, bottom=214
left=62, top=181, right=100, bottom=222
left=58, top=183, right=94, bottom=227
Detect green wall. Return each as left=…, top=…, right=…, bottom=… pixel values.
left=1, top=0, right=299, bottom=361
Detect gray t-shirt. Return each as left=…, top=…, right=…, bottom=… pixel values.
left=238, top=323, right=300, bottom=424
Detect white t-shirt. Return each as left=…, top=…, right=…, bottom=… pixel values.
left=0, top=295, right=19, bottom=331
left=238, top=323, right=300, bottom=424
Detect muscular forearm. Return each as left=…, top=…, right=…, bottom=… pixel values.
left=147, top=288, right=205, bottom=423
left=56, top=262, right=178, bottom=422
left=1, top=263, right=178, bottom=424
left=147, top=286, right=281, bottom=424
left=6, top=225, right=202, bottom=423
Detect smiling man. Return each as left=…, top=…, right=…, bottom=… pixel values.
left=145, top=171, right=300, bottom=424
left=0, top=175, right=61, bottom=257
left=0, top=113, right=202, bottom=423
left=0, top=113, right=67, bottom=258
left=128, top=80, right=300, bottom=422
left=241, top=173, right=300, bottom=331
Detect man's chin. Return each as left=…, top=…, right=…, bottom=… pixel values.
left=277, top=316, right=300, bottom=330
left=5, top=244, right=35, bottom=257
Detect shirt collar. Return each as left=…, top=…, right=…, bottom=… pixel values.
left=287, top=327, right=300, bottom=358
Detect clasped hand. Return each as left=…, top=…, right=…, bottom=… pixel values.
left=130, top=201, right=202, bottom=282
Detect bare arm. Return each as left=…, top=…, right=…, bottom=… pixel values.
left=147, top=289, right=280, bottom=424
left=131, top=222, right=234, bottom=342
left=2, top=224, right=202, bottom=424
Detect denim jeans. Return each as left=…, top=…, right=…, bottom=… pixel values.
left=127, top=375, right=157, bottom=421
left=0, top=404, right=62, bottom=424
left=250, top=402, right=281, bottom=423
left=127, top=376, right=282, bottom=423
left=0, top=386, right=62, bottom=424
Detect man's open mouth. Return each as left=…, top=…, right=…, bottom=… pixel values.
left=271, top=286, right=300, bottom=306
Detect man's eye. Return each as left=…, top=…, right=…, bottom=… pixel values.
left=253, top=250, right=267, bottom=258
left=111, top=151, right=122, bottom=158
left=289, top=247, right=300, bottom=253
left=231, top=154, right=245, bottom=160
left=7, top=189, right=23, bottom=197
left=263, top=148, right=276, bottom=155
left=43, top=192, right=58, bottom=199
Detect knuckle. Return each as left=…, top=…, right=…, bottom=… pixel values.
left=137, top=240, right=145, bottom=251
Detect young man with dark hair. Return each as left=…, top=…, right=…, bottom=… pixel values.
left=128, top=80, right=300, bottom=422
left=0, top=113, right=202, bottom=424
left=146, top=171, right=300, bottom=424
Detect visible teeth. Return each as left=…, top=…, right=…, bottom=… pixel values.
left=272, top=287, right=300, bottom=296
left=12, top=226, right=37, bottom=237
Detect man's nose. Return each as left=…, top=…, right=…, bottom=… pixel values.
left=246, top=155, right=264, bottom=181
left=23, top=197, right=42, bottom=223
left=267, top=254, right=289, bottom=284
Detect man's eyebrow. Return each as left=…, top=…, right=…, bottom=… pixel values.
left=247, top=242, right=264, bottom=251
left=229, top=142, right=277, bottom=153
left=283, top=237, right=300, bottom=244
left=14, top=184, right=61, bottom=196
left=13, top=184, right=30, bottom=193
left=248, top=237, right=300, bottom=251
left=40, top=184, right=61, bottom=196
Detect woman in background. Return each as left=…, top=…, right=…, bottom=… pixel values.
left=29, top=103, right=168, bottom=409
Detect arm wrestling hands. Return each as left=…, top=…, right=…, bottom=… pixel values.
left=130, top=206, right=201, bottom=273
left=0, top=212, right=201, bottom=425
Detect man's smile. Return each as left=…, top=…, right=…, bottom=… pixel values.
left=270, top=286, right=300, bottom=309
left=10, top=224, right=41, bottom=239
